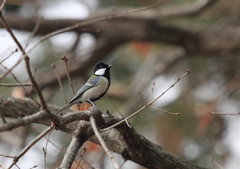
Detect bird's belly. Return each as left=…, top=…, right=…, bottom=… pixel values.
left=80, top=78, right=109, bottom=102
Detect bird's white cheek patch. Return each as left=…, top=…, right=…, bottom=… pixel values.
left=95, top=68, right=106, bottom=75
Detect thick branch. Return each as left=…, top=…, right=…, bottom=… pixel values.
left=57, top=121, right=90, bottom=169
left=2, top=15, right=240, bottom=54
left=114, top=121, right=207, bottom=169
left=0, top=94, right=208, bottom=169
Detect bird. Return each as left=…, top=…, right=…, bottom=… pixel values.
left=55, top=61, right=112, bottom=115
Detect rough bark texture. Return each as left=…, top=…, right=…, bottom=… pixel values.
left=0, top=94, right=208, bottom=169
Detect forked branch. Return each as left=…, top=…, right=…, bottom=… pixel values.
left=101, top=70, right=190, bottom=132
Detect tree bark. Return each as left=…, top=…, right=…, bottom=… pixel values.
left=0, top=94, right=208, bottom=169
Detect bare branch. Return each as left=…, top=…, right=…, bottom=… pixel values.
left=43, top=132, right=51, bottom=169
left=150, top=106, right=180, bottom=115
left=0, top=56, right=40, bottom=106
left=23, top=0, right=169, bottom=56
left=52, top=63, right=67, bottom=104
left=101, top=70, right=190, bottom=132
left=0, top=153, right=14, bottom=158
left=210, top=157, right=224, bottom=169
left=106, top=95, right=132, bottom=128
left=148, top=82, right=155, bottom=104
left=0, top=93, right=208, bottom=169
left=0, top=48, right=18, bottom=64
left=0, top=110, right=47, bottom=132
left=7, top=123, right=54, bottom=169
left=58, top=121, right=90, bottom=169
left=209, top=111, right=240, bottom=115
left=139, top=92, right=147, bottom=105
left=159, top=0, right=218, bottom=17
left=149, top=70, right=191, bottom=105
left=89, top=0, right=217, bottom=19
left=0, top=83, right=32, bottom=87
left=0, top=12, right=48, bottom=110
left=25, top=16, right=43, bottom=49
left=74, top=147, right=86, bottom=169
left=90, top=116, right=119, bottom=169
left=0, top=0, right=7, bottom=12
left=61, top=55, right=75, bottom=95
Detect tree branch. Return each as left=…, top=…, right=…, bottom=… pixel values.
left=0, top=93, right=208, bottom=169
left=90, top=116, right=119, bottom=169
left=57, top=121, right=90, bottom=169
left=7, top=123, right=54, bottom=169
left=0, top=12, right=48, bottom=111
left=2, top=15, right=240, bottom=55
left=88, top=0, right=218, bottom=19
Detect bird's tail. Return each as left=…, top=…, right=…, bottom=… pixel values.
left=55, top=103, right=73, bottom=115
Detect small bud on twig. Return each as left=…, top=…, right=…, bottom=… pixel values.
left=61, top=55, right=68, bottom=62
left=51, top=63, right=56, bottom=69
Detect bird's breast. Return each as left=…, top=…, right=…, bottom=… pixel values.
left=80, top=77, right=109, bottom=102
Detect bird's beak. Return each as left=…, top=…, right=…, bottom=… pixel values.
left=108, top=64, right=112, bottom=68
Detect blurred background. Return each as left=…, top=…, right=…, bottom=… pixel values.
left=0, top=0, right=240, bottom=168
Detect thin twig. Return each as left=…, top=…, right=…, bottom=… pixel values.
left=90, top=116, right=119, bottom=169
left=14, top=164, right=20, bottom=169
left=7, top=123, right=54, bottom=169
left=0, top=16, right=41, bottom=78
left=0, top=83, right=32, bottom=87
left=148, top=82, right=155, bottom=104
left=61, top=55, right=75, bottom=95
left=31, top=126, right=67, bottom=154
left=26, top=0, right=169, bottom=54
left=149, top=70, right=191, bottom=105
left=52, top=63, right=67, bottom=104
left=150, top=106, right=180, bottom=115
left=0, top=55, right=25, bottom=79
left=101, top=105, right=147, bottom=132
left=25, top=16, right=43, bottom=49
left=0, top=63, right=40, bottom=106
left=210, top=157, right=224, bottom=169
left=209, top=111, right=240, bottom=115
left=32, top=124, right=89, bottom=168
left=0, top=12, right=48, bottom=110
left=74, top=147, right=87, bottom=169
left=0, top=0, right=168, bottom=79
left=73, top=80, right=83, bottom=86
left=139, top=92, right=147, bottom=105
left=106, top=95, right=132, bottom=128
left=101, top=70, right=190, bottom=132
left=43, top=132, right=51, bottom=169
left=0, top=49, right=18, bottom=64
left=0, top=153, right=14, bottom=158
left=0, top=0, right=7, bottom=12
left=119, top=159, right=127, bottom=169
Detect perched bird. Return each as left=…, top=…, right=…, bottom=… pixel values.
left=55, top=61, right=112, bottom=115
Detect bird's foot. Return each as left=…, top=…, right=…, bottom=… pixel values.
left=89, top=105, right=101, bottom=112
left=87, top=99, right=101, bottom=112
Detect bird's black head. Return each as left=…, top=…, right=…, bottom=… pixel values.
left=94, top=62, right=112, bottom=78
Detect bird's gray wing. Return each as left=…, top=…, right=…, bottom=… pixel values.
left=69, top=75, right=101, bottom=104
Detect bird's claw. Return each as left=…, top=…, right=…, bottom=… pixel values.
left=89, top=106, right=101, bottom=112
